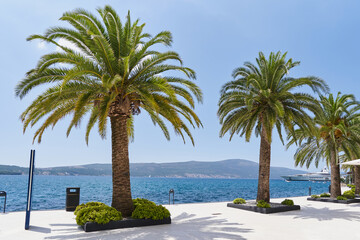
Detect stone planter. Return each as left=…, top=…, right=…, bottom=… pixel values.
left=307, top=197, right=360, bottom=204
left=82, top=217, right=171, bottom=232
left=227, top=202, right=300, bottom=214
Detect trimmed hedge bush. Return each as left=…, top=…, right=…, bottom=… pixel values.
left=311, top=195, right=320, bottom=198
left=133, top=198, right=156, bottom=208
left=75, top=198, right=170, bottom=225
left=233, top=198, right=246, bottom=204
left=337, top=196, right=347, bottom=200
left=132, top=204, right=170, bottom=220
left=131, top=198, right=170, bottom=220
left=342, top=190, right=355, bottom=199
left=320, top=193, right=330, bottom=198
left=74, top=202, right=106, bottom=216
left=281, top=199, right=294, bottom=206
left=347, top=184, right=355, bottom=191
left=76, top=205, right=122, bottom=225
left=256, top=200, right=270, bottom=208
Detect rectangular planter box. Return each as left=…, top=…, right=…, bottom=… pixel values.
left=227, top=202, right=300, bottom=214
left=307, top=197, right=360, bottom=204
left=82, top=217, right=171, bottom=232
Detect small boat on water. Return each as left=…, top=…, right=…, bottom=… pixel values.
left=281, top=168, right=331, bottom=182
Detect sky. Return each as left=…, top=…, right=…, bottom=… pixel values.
left=1, top=0, right=360, bottom=172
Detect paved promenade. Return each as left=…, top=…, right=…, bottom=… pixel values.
left=1, top=196, right=360, bottom=240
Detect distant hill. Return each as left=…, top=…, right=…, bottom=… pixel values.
left=0, top=159, right=307, bottom=179
left=0, top=165, right=24, bottom=175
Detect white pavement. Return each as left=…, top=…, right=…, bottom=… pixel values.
left=1, top=196, right=360, bottom=240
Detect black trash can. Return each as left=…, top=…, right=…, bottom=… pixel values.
left=0, top=191, right=6, bottom=213
left=66, top=188, right=80, bottom=211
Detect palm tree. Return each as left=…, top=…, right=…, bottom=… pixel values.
left=218, top=51, right=328, bottom=202
left=15, top=6, right=202, bottom=216
left=288, top=93, right=360, bottom=197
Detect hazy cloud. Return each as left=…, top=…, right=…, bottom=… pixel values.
left=56, top=38, right=80, bottom=53
left=37, top=41, right=47, bottom=50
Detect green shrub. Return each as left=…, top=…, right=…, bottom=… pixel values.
left=233, top=198, right=246, bottom=204
left=311, top=195, right=320, bottom=198
left=342, top=190, right=355, bottom=199
left=76, top=205, right=122, bottom=225
left=320, top=193, right=330, bottom=198
left=337, top=196, right=347, bottom=201
left=347, top=184, right=355, bottom=191
left=281, top=199, right=294, bottom=206
left=256, top=200, right=271, bottom=208
left=133, top=198, right=156, bottom=209
left=350, top=189, right=356, bottom=195
left=131, top=204, right=170, bottom=220
left=74, top=202, right=106, bottom=216
left=131, top=198, right=170, bottom=220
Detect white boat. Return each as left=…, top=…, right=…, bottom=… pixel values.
left=281, top=168, right=331, bottom=182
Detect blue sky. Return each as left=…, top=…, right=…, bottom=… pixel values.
left=1, top=0, right=360, bottom=171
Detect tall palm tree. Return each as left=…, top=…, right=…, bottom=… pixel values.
left=15, top=6, right=202, bottom=216
left=218, top=51, right=328, bottom=202
left=288, top=93, right=360, bottom=197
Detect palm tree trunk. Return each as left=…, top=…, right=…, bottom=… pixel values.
left=354, top=166, right=360, bottom=195
left=110, top=115, right=133, bottom=217
left=329, top=148, right=341, bottom=198
left=257, top=126, right=271, bottom=202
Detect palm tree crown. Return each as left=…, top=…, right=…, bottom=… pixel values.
left=16, top=6, right=202, bottom=144
left=290, top=93, right=360, bottom=167
left=218, top=51, right=328, bottom=143
left=288, top=93, right=360, bottom=197
left=15, top=6, right=202, bottom=216
left=218, top=51, right=328, bottom=202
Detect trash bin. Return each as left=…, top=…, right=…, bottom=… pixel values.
left=66, top=188, right=80, bottom=211
left=0, top=191, right=6, bottom=213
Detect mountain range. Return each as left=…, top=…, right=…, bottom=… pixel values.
left=0, top=159, right=307, bottom=179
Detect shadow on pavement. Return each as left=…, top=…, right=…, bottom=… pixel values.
left=44, top=212, right=252, bottom=240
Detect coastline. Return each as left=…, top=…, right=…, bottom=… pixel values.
left=1, top=175, right=331, bottom=212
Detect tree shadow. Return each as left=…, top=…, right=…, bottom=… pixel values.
left=44, top=212, right=252, bottom=240
left=29, top=226, right=52, bottom=233
left=278, top=205, right=360, bottom=221
left=344, top=202, right=360, bottom=208
left=51, top=224, right=80, bottom=227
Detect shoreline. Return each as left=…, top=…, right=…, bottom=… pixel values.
left=1, top=186, right=349, bottom=213
left=0, top=174, right=302, bottom=179
left=1, top=182, right=339, bottom=213
left=0, top=175, right=341, bottom=213
left=0, top=193, right=321, bottom=214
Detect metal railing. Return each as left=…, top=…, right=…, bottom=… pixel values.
left=169, top=189, right=174, bottom=204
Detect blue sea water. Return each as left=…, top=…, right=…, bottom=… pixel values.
left=0, top=175, right=330, bottom=212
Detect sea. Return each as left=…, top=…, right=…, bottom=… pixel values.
left=0, top=175, right=330, bottom=212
